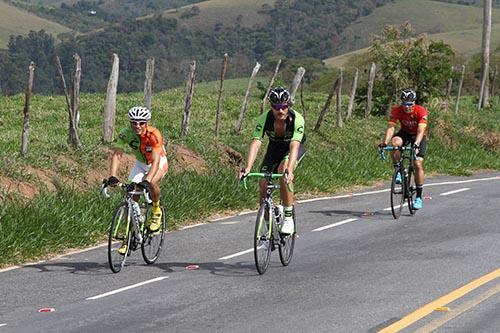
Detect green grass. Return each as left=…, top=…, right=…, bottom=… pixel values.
left=324, top=0, right=500, bottom=67
left=0, top=85, right=499, bottom=267
left=0, top=1, right=71, bottom=49
left=151, top=0, right=274, bottom=29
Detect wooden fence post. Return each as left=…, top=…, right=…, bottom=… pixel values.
left=72, top=53, right=81, bottom=129
left=455, top=65, right=465, bottom=115
left=260, top=59, right=281, bottom=114
left=235, top=62, right=261, bottom=133
left=314, top=77, right=339, bottom=131
left=65, top=53, right=82, bottom=149
left=336, top=68, right=343, bottom=127
left=346, top=68, right=359, bottom=120
left=21, top=62, right=35, bottom=155
left=215, top=53, right=228, bottom=137
left=55, top=55, right=72, bottom=124
left=143, top=57, right=155, bottom=110
left=300, top=80, right=307, bottom=120
left=290, top=67, right=306, bottom=104
left=365, top=62, right=376, bottom=118
left=181, top=61, right=196, bottom=137
left=103, top=53, right=119, bottom=143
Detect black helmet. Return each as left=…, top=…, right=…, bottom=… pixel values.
left=400, top=89, right=416, bottom=105
left=268, top=86, right=291, bottom=105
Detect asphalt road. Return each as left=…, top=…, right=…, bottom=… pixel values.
left=1, top=172, right=499, bottom=332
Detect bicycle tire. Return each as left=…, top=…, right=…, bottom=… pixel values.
left=141, top=206, right=166, bottom=264
left=254, top=203, right=272, bottom=275
left=406, top=168, right=416, bottom=215
left=278, top=206, right=296, bottom=266
left=108, top=203, right=132, bottom=273
left=390, top=168, right=405, bottom=219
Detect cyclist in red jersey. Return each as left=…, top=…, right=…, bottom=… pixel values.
left=105, top=107, right=168, bottom=254
left=380, top=89, right=428, bottom=210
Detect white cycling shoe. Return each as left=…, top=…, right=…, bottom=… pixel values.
left=280, top=216, right=295, bottom=234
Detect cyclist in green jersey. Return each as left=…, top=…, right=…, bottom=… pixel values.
left=239, top=87, right=306, bottom=234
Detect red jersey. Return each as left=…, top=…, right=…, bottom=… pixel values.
left=388, top=105, right=428, bottom=135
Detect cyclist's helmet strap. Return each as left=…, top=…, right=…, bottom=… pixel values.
left=268, top=86, right=291, bottom=105
left=400, top=89, right=416, bottom=105
left=128, top=106, right=151, bottom=121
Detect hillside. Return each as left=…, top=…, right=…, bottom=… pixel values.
left=0, top=0, right=71, bottom=48
left=325, top=0, right=500, bottom=66
left=156, top=0, right=274, bottom=29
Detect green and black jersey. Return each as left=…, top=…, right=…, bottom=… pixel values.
left=252, top=109, right=305, bottom=148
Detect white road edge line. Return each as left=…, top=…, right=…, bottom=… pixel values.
left=312, top=218, right=358, bottom=232
left=383, top=203, right=408, bottom=211
left=425, top=176, right=499, bottom=187
left=86, top=276, right=168, bottom=300
left=219, top=248, right=254, bottom=260
left=440, top=188, right=470, bottom=196
left=0, top=323, right=7, bottom=327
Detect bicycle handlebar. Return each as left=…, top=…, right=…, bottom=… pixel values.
left=379, top=145, right=415, bottom=161
left=241, top=172, right=294, bottom=193
left=100, top=182, right=152, bottom=203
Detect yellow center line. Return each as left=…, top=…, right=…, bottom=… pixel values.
left=378, top=268, right=500, bottom=333
left=415, top=283, right=500, bottom=333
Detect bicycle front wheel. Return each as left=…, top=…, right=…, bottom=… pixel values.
left=108, top=203, right=132, bottom=273
left=406, top=169, right=416, bottom=215
left=390, top=168, right=405, bottom=219
left=142, top=206, right=166, bottom=264
left=279, top=206, right=296, bottom=266
left=254, top=203, right=272, bottom=275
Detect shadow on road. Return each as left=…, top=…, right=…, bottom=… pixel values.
left=310, top=209, right=392, bottom=219
left=26, top=261, right=110, bottom=275
left=153, top=261, right=258, bottom=277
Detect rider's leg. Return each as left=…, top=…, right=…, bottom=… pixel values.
left=147, top=157, right=169, bottom=231
left=390, top=135, right=403, bottom=165
left=414, top=158, right=425, bottom=196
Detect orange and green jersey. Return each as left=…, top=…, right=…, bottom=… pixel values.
left=115, top=126, right=166, bottom=165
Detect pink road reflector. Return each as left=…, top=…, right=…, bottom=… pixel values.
left=424, top=196, right=432, bottom=200
left=38, top=308, right=55, bottom=313
left=185, top=264, right=199, bottom=270
left=362, top=212, right=374, bottom=217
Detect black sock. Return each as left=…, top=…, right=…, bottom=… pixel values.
left=416, top=185, right=423, bottom=198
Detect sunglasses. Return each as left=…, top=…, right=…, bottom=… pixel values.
left=130, top=121, right=147, bottom=126
left=272, top=103, right=288, bottom=110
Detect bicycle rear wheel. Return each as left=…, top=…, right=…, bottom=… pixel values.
left=279, top=206, right=296, bottom=266
left=254, top=203, right=272, bottom=275
left=108, top=203, right=132, bottom=273
left=142, top=206, right=166, bottom=264
left=390, top=168, right=405, bottom=219
left=406, top=169, right=416, bottom=215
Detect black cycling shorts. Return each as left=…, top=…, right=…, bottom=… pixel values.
left=395, top=130, right=427, bottom=158
left=260, top=142, right=305, bottom=173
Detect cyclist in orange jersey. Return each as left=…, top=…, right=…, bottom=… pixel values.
left=105, top=107, right=168, bottom=243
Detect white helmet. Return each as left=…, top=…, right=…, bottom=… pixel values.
left=128, top=106, right=151, bottom=121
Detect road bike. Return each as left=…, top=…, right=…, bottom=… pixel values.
left=380, top=145, right=417, bottom=219
left=101, top=181, right=166, bottom=273
left=242, top=172, right=296, bottom=275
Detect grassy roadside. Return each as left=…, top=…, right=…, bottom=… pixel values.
left=0, top=83, right=499, bottom=267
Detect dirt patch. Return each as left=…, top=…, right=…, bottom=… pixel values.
left=0, top=176, right=39, bottom=201
left=214, top=143, right=243, bottom=170
left=168, top=144, right=208, bottom=174
left=479, top=132, right=500, bottom=152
